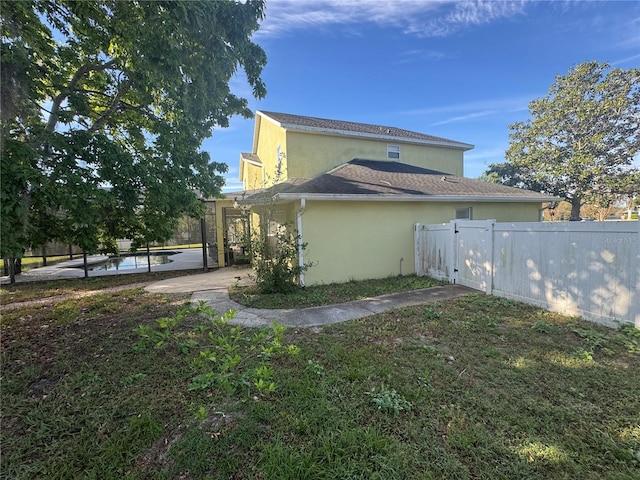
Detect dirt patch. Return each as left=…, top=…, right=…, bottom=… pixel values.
left=133, top=411, right=241, bottom=477
left=134, top=425, right=187, bottom=473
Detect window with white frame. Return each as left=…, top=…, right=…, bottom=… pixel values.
left=455, top=207, right=472, bottom=220
left=387, top=145, right=400, bottom=159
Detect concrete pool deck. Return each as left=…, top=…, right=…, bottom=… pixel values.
left=0, top=248, right=212, bottom=284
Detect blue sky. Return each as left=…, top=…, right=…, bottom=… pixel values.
left=205, top=0, right=640, bottom=193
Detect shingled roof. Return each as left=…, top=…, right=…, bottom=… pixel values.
left=258, top=111, right=473, bottom=150
left=248, top=159, right=558, bottom=203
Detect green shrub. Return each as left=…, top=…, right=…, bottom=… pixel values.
left=251, top=224, right=313, bottom=294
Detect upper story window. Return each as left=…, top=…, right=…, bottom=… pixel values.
left=387, top=145, right=400, bottom=159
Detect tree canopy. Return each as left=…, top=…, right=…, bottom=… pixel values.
left=1, top=0, right=267, bottom=267
left=483, top=61, right=640, bottom=221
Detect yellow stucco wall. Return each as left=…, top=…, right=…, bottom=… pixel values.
left=242, top=162, right=264, bottom=191
left=250, top=203, right=295, bottom=230
left=242, top=115, right=467, bottom=188
left=253, top=118, right=287, bottom=186
left=464, top=202, right=541, bottom=222
left=300, top=200, right=542, bottom=285
left=286, top=131, right=464, bottom=178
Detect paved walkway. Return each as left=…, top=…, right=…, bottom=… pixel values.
left=144, top=265, right=255, bottom=293
left=145, top=267, right=474, bottom=328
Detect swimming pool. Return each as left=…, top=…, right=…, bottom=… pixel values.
left=88, top=252, right=176, bottom=271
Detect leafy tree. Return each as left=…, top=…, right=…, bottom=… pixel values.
left=484, top=61, right=640, bottom=220
left=1, top=0, right=267, bottom=279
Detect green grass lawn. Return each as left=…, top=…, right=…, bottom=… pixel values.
left=0, top=269, right=203, bottom=304
left=1, top=275, right=638, bottom=479
left=5, top=255, right=75, bottom=273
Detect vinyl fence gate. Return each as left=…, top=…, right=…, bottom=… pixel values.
left=414, top=220, right=639, bottom=328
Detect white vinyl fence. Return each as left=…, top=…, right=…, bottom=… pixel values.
left=415, top=220, right=639, bottom=328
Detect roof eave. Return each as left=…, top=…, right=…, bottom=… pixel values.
left=257, top=111, right=474, bottom=151
left=240, top=155, right=263, bottom=168
left=272, top=193, right=561, bottom=203
left=284, top=125, right=474, bottom=150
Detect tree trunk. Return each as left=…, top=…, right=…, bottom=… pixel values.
left=7, top=257, right=16, bottom=284
left=83, top=252, right=88, bottom=279
left=3, top=257, right=22, bottom=280
left=569, top=198, right=582, bottom=221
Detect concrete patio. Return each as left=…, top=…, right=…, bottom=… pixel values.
left=0, top=248, right=212, bottom=284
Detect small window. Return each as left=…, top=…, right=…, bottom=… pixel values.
left=455, top=207, right=472, bottom=220
left=387, top=145, right=400, bottom=159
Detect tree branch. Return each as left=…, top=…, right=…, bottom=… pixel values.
left=120, top=100, right=158, bottom=119
left=45, top=58, right=120, bottom=133
left=87, top=80, right=131, bottom=135
left=77, top=88, right=112, bottom=97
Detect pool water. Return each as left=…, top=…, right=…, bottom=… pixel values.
left=89, top=253, right=175, bottom=271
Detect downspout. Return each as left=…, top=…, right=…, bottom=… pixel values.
left=297, top=198, right=306, bottom=287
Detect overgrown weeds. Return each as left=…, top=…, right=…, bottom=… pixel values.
left=230, top=274, right=446, bottom=309
left=134, top=301, right=299, bottom=397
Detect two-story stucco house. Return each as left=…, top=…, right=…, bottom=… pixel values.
left=223, top=110, right=557, bottom=285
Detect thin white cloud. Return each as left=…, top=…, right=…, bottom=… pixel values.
left=611, top=53, right=640, bottom=66
left=615, top=36, right=640, bottom=50
left=258, top=0, right=529, bottom=39
left=401, top=95, right=534, bottom=117
left=393, top=49, right=449, bottom=64
left=464, top=146, right=511, bottom=177
left=407, top=0, right=527, bottom=37
left=610, top=12, right=640, bottom=49
left=465, top=146, right=508, bottom=162
left=399, top=95, right=533, bottom=127
left=430, top=110, right=496, bottom=126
